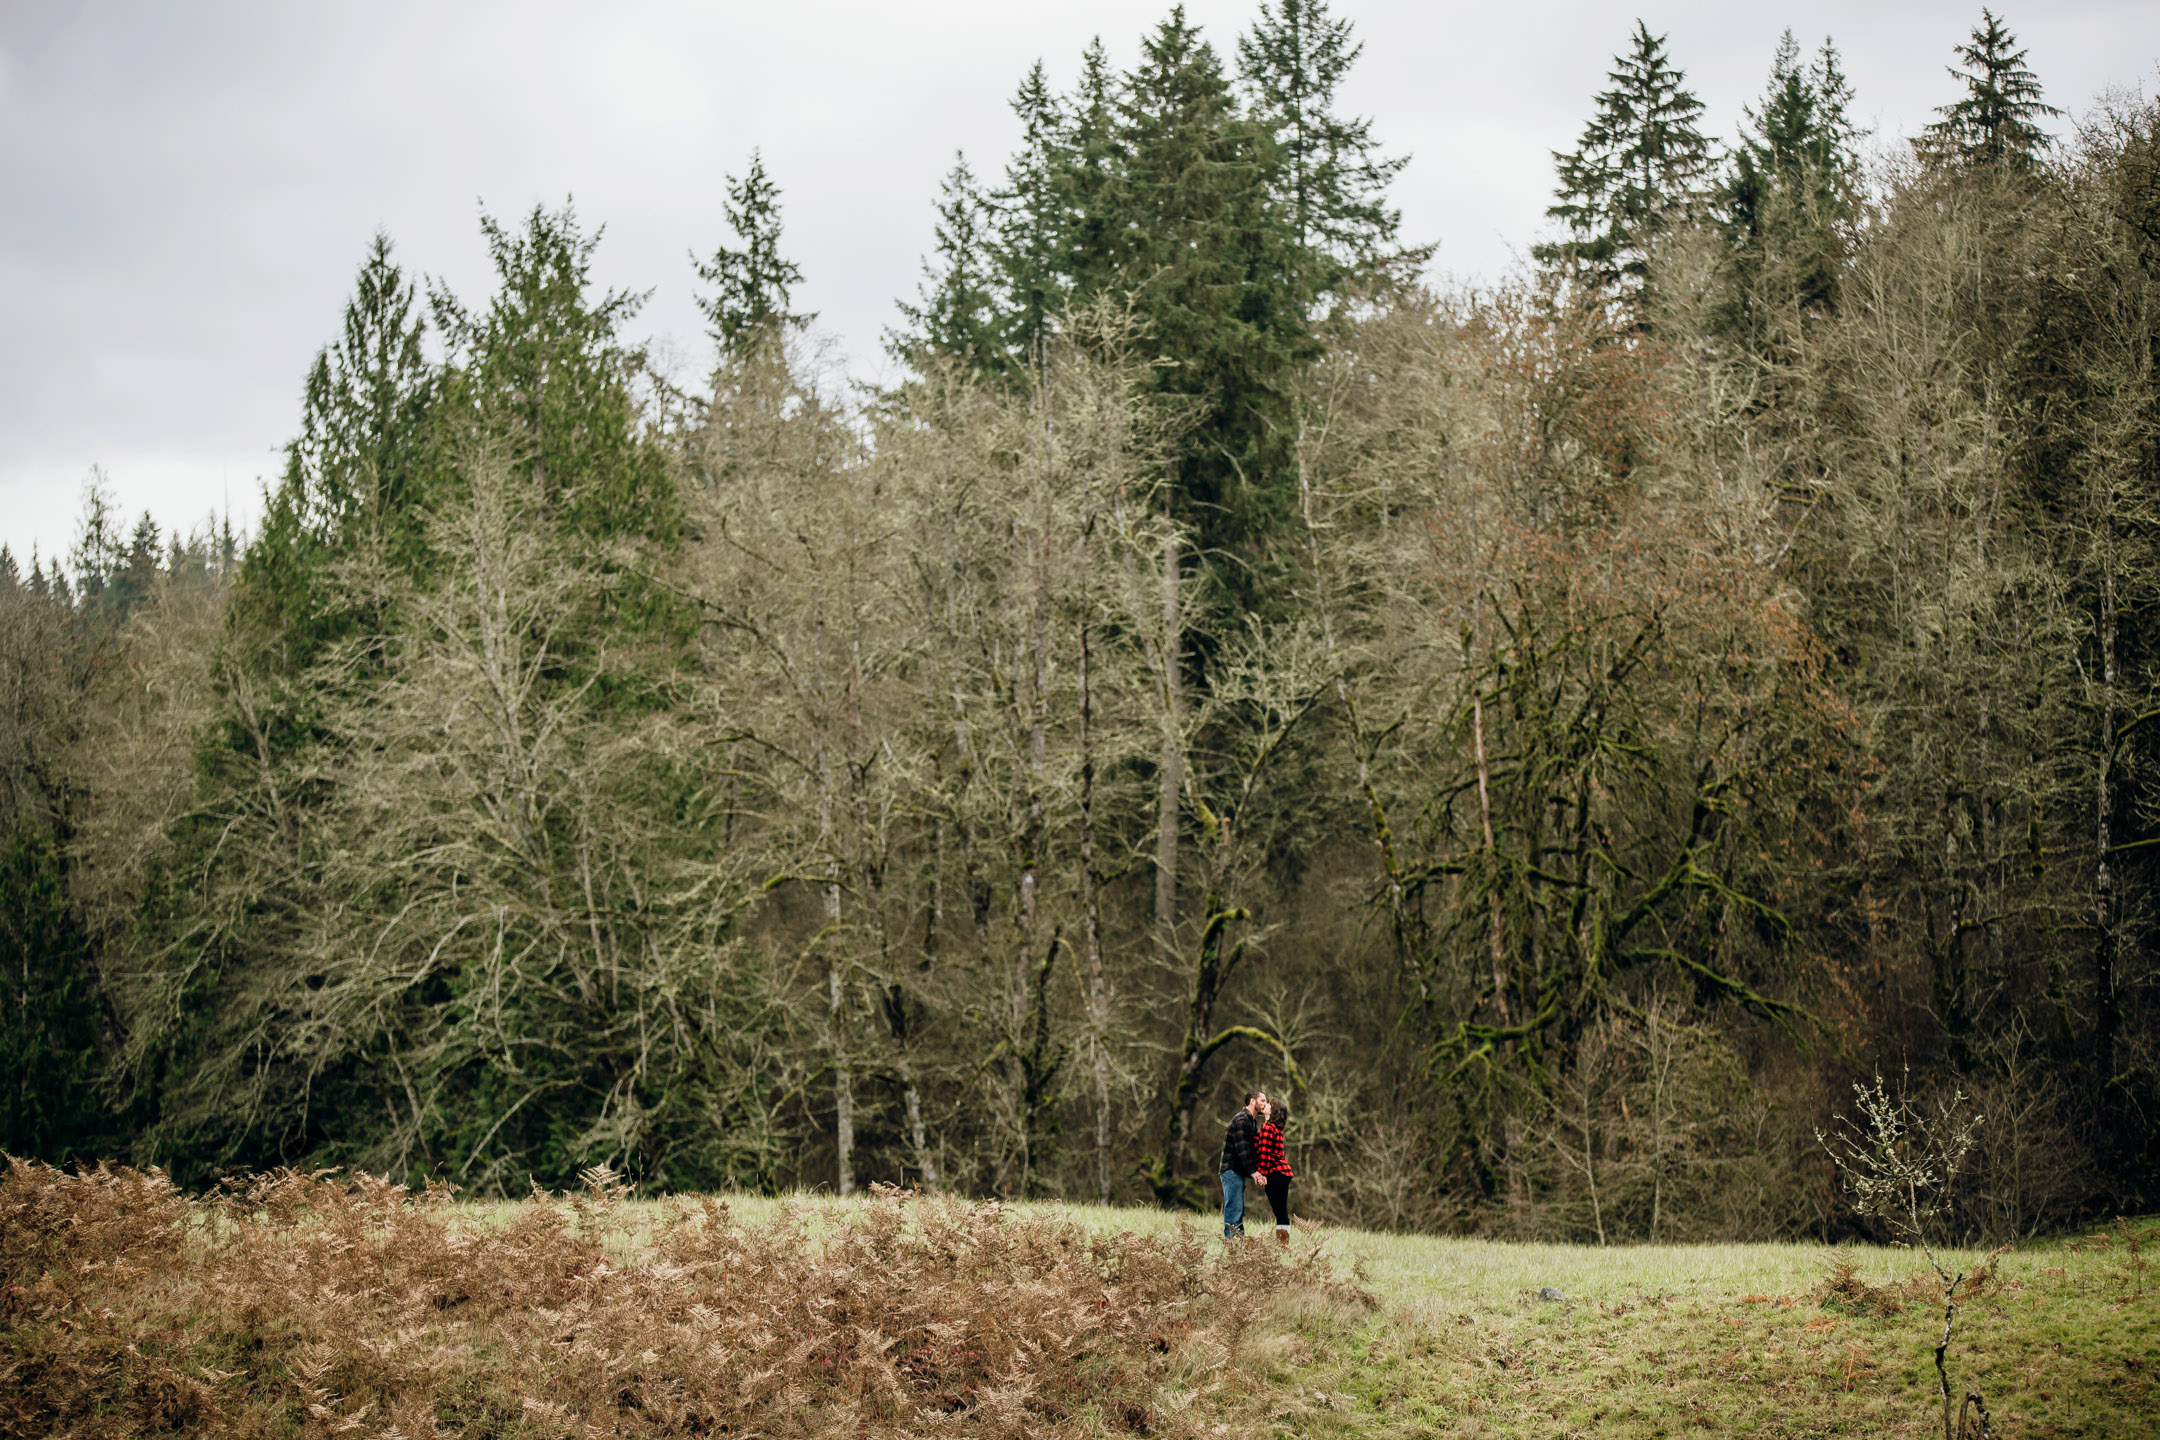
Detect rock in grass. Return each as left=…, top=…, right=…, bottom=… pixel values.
left=1538, top=1286, right=1566, bottom=1302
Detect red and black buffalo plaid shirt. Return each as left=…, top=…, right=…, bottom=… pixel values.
left=1255, top=1121, right=1293, bottom=1179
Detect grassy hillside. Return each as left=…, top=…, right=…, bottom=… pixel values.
left=3, top=1164, right=2152, bottom=1438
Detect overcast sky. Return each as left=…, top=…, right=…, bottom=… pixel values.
left=3, top=0, right=2156, bottom=565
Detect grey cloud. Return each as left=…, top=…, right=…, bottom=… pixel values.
left=3, top=0, right=2155, bottom=559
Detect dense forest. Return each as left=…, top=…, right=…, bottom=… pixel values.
left=4, top=3, right=2157, bottom=1243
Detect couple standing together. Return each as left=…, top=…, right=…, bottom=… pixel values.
left=1218, top=1090, right=1293, bottom=1242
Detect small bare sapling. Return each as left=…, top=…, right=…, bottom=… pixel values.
left=1817, top=1070, right=1993, bottom=1440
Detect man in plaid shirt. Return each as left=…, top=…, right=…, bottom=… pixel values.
left=1219, top=1090, right=1266, bottom=1239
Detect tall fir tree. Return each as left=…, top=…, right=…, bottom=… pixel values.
left=235, top=233, right=435, bottom=673
left=891, top=153, right=1005, bottom=375
left=437, top=204, right=675, bottom=546
left=992, top=63, right=1075, bottom=367
left=286, top=233, right=437, bottom=538
left=1536, top=22, right=1717, bottom=291
left=1061, top=39, right=1127, bottom=299
left=1918, top=8, right=2060, bottom=173
left=65, top=479, right=122, bottom=614
left=1722, top=33, right=1862, bottom=319
left=1108, top=8, right=1312, bottom=569
left=695, top=153, right=814, bottom=361
left=1235, top=0, right=1424, bottom=301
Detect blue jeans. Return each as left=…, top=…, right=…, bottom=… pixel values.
left=1220, top=1170, right=1246, bottom=1237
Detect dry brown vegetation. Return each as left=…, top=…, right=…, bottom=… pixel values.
left=0, top=1158, right=1349, bottom=1439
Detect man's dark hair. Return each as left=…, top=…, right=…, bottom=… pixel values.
left=1244, top=1090, right=1263, bottom=1105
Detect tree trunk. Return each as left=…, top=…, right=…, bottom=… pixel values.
left=827, top=873, right=853, bottom=1198
left=1080, top=618, right=1114, bottom=1204
left=1472, top=688, right=1524, bottom=1222
left=1005, top=485, right=1053, bottom=1196
left=912, top=816, right=946, bottom=1192
left=896, top=1048, right=935, bottom=1190
left=2096, top=501, right=2120, bottom=1091
left=1472, top=691, right=1511, bottom=1028
left=1154, top=527, right=1182, bottom=952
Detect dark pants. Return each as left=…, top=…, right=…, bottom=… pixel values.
left=1264, top=1173, right=1291, bottom=1228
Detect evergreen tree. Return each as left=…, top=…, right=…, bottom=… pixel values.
left=110, top=513, right=162, bottom=617
left=1723, top=33, right=1862, bottom=317
left=66, top=477, right=122, bottom=613
left=1061, top=39, right=1126, bottom=298
left=1918, top=8, right=2060, bottom=172
left=140, top=211, right=684, bottom=1181
left=135, top=241, right=444, bottom=1179
left=695, top=153, right=814, bottom=361
left=1235, top=0, right=1424, bottom=300
left=1537, top=22, right=1717, bottom=290
left=891, top=153, right=1005, bottom=375
left=58, top=484, right=164, bottom=625
left=992, top=63, right=1075, bottom=367
left=286, top=233, right=437, bottom=538
left=0, top=514, right=115, bottom=1167
left=1108, top=7, right=1312, bottom=564
left=0, top=825, right=107, bottom=1163
left=234, top=233, right=435, bottom=673
left=438, top=203, right=675, bottom=545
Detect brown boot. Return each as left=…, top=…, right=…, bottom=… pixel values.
left=1275, top=1227, right=1289, bottom=1247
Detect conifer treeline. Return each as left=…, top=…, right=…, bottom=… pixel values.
left=4, top=5, right=2156, bottom=1239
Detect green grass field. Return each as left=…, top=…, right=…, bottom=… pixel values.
left=594, top=1195, right=2159, bottom=1437
left=1200, top=1211, right=2155, bottom=1437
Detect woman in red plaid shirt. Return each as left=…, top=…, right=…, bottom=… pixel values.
left=1255, top=1095, right=1293, bottom=1245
